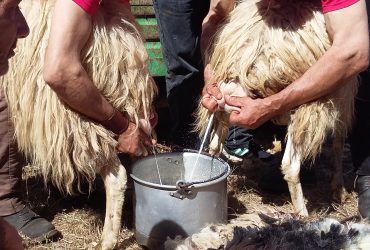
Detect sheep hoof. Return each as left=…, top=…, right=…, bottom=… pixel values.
left=296, top=207, right=309, bottom=217
left=95, top=241, right=116, bottom=250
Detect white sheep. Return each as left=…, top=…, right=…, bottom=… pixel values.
left=0, top=0, right=157, bottom=249
left=195, top=0, right=357, bottom=216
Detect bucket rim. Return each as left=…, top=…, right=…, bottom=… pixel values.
left=130, top=149, right=231, bottom=190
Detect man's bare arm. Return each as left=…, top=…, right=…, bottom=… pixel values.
left=227, top=0, right=369, bottom=129
left=43, top=0, right=116, bottom=123
left=201, top=0, right=235, bottom=111
left=43, top=0, right=153, bottom=155
left=201, top=0, right=235, bottom=54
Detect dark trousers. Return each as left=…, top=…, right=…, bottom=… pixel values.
left=350, top=70, right=370, bottom=175
left=224, top=126, right=254, bottom=151
left=153, top=0, right=210, bottom=147
left=0, top=88, right=24, bottom=216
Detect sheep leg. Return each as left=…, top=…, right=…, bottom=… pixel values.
left=209, top=125, right=224, bottom=155
left=281, top=134, right=308, bottom=216
left=98, top=163, right=127, bottom=250
left=330, top=133, right=348, bottom=203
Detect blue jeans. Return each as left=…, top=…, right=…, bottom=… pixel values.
left=153, top=0, right=209, bottom=147
left=350, top=70, right=370, bottom=176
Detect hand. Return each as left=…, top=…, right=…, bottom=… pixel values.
left=116, top=122, right=155, bottom=156
left=201, top=64, right=223, bottom=112
left=225, top=95, right=274, bottom=129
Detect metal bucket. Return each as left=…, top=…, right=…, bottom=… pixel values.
left=131, top=151, right=230, bottom=249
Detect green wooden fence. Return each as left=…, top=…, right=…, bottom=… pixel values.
left=130, top=0, right=166, bottom=77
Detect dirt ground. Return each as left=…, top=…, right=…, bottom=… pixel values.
left=21, top=117, right=361, bottom=249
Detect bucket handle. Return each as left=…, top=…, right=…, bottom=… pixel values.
left=169, top=163, right=229, bottom=200
left=176, top=180, right=194, bottom=190
left=169, top=180, right=194, bottom=200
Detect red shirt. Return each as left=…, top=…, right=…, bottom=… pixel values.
left=73, top=0, right=130, bottom=16
left=321, top=0, right=359, bottom=13
left=73, top=0, right=359, bottom=16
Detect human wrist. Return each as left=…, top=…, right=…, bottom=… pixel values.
left=262, top=94, right=283, bottom=118
left=100, top=109, right=130, bottom=135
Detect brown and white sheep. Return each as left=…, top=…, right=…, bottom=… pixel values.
left=195, top=0, right=357, bottom=216
left=0, top=0, right=157, bottom=249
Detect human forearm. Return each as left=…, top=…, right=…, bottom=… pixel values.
left=262, top=0, right=369, bottom=117
left=44, top=62, right=113, bottom=120
left=266, top=43, right=369, bottom=116
left=225, top=44, right=368, bottom=129
left=42, top=0, right=153, bottom=156
left=201, top=0, right=235, bottom=54
left=43, top=0, right=129, bottom=134
left=43, top=60, right=130, bottom=134
left=225, top=0, right=369, bottom=129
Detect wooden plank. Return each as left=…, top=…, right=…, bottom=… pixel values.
left=145, top=42, right=162, bottom=59
left=130, top=0, right=153, bottom=6
left=148, top=58, right=166, bottom=77
left=130, top=4, right=166, bottom=76
left=145, top=42, right=166, bottom=76
left=136, top=18, right=159, bottom=40
left=131, top=5, right=155, bottom=16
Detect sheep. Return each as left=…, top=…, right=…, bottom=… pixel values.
left=0, top=0, right=157, bottom=249
left=165, top=215, right=370, bottom=250
left=195, top=0, right=357, bottom=216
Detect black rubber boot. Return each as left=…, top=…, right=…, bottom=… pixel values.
left=2, top=206, right=59, bottom=241
left=356, top=175, right=370, bottom=219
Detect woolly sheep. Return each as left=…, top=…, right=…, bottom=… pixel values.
left=0, top=0, right=157, bottom=249
left=165, top=215, right=370, bottom=250
left=195, top=0, right=357, bottom=216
